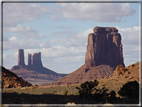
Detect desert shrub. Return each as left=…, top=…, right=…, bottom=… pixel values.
left=76, top=80, right=99, bottom=99
left=118, top=81, right=139, bottom=98
left=109, top=91, right=116, bottom=99
left=75, top=91, right=80, bottom=95
left=35, top=85, right=38, bottom=87
left=63, top=89, right=68, bottom=95
left=51, top=89, right=57, bottom=95
left=93, top=87, right=109, bottom=101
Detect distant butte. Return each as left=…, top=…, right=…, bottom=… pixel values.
left=12, top=49, right=57, bottom=75
left=11, top=49, right=67, bottom=82
left=52, top=26, right=125, bottom=85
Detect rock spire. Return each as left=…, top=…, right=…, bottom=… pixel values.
left=18, top=49, right=26, bottom=67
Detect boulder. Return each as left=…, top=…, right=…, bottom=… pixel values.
left=114, top=65, right=125, bottom=76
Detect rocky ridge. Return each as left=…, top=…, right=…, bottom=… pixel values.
left=2, top=66, right=32, bottom=88
left=97, top=61, right=140, bottom=93
left=51, top=26, right=125, bottom=85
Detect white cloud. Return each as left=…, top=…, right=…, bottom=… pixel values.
left=3, top=53, right=17, bottom=69
left=3, top=24, right=48, bottom=50
left=58, top=3, right=135, bottom=22
left=117, top=26, right=140, bottom=45
left=23, top=46, right=86, bottom=58
left=51, top=30, right=76, bottom=37
left=4, top=24, right=36, bottom=33
left=3, top=36, right=49, bottom=50
left=3, top=24, right=45, bottom=40
left=3, top=3, right=54, bottom=26
left=3, top=3, right=135, bottom=25
left=3, top=3, right=136, bottom=27
left=54, top=28, right=92, bottom=47
left=116, top=26, right=140, bottom=66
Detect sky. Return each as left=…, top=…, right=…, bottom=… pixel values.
left=1, top=0, right=141, bottom=74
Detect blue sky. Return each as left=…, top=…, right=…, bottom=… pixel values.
left=2, top=0, right=141, bottom=74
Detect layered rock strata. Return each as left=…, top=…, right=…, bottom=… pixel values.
left=52, top=26, right=125, bottom=85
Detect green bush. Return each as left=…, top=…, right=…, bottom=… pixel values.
left=75, top=91, right=80, bottom=95
left=63, top=89, right=68, bottom=95
left=76, top=80, right=99, bottom=99
left=51, top=89, right=57, bottom=95
left=109, top=91, right=116, bottom=99
left=118, top=81, right=139, bottom=98
left=93, top=87, right=109, bottom=101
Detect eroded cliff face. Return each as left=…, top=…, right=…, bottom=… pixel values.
left=85, top=26, right=125, bottom=68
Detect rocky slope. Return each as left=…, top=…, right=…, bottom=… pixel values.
left=11, top=68, right=65, bottom=82
left=2, top=66, right=32, bottom=88
left=52, top=26, right=125, bottom=85
left=51, top=64, right=114, bottom=85
left=97, top=61, right=140, bottom=93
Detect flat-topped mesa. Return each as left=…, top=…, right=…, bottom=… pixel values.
left=85, top=26, right=125, bottom=68
left=18, top=49, right=26, bottom=67
left=32, top=52, right=43, bottom=67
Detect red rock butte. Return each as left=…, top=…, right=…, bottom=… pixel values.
left=85, top=26, right=125, bottom=68
left=52, top=26, right=125, bottom=85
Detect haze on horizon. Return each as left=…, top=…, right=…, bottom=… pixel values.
left=2, top=0, right=140, bottom=74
